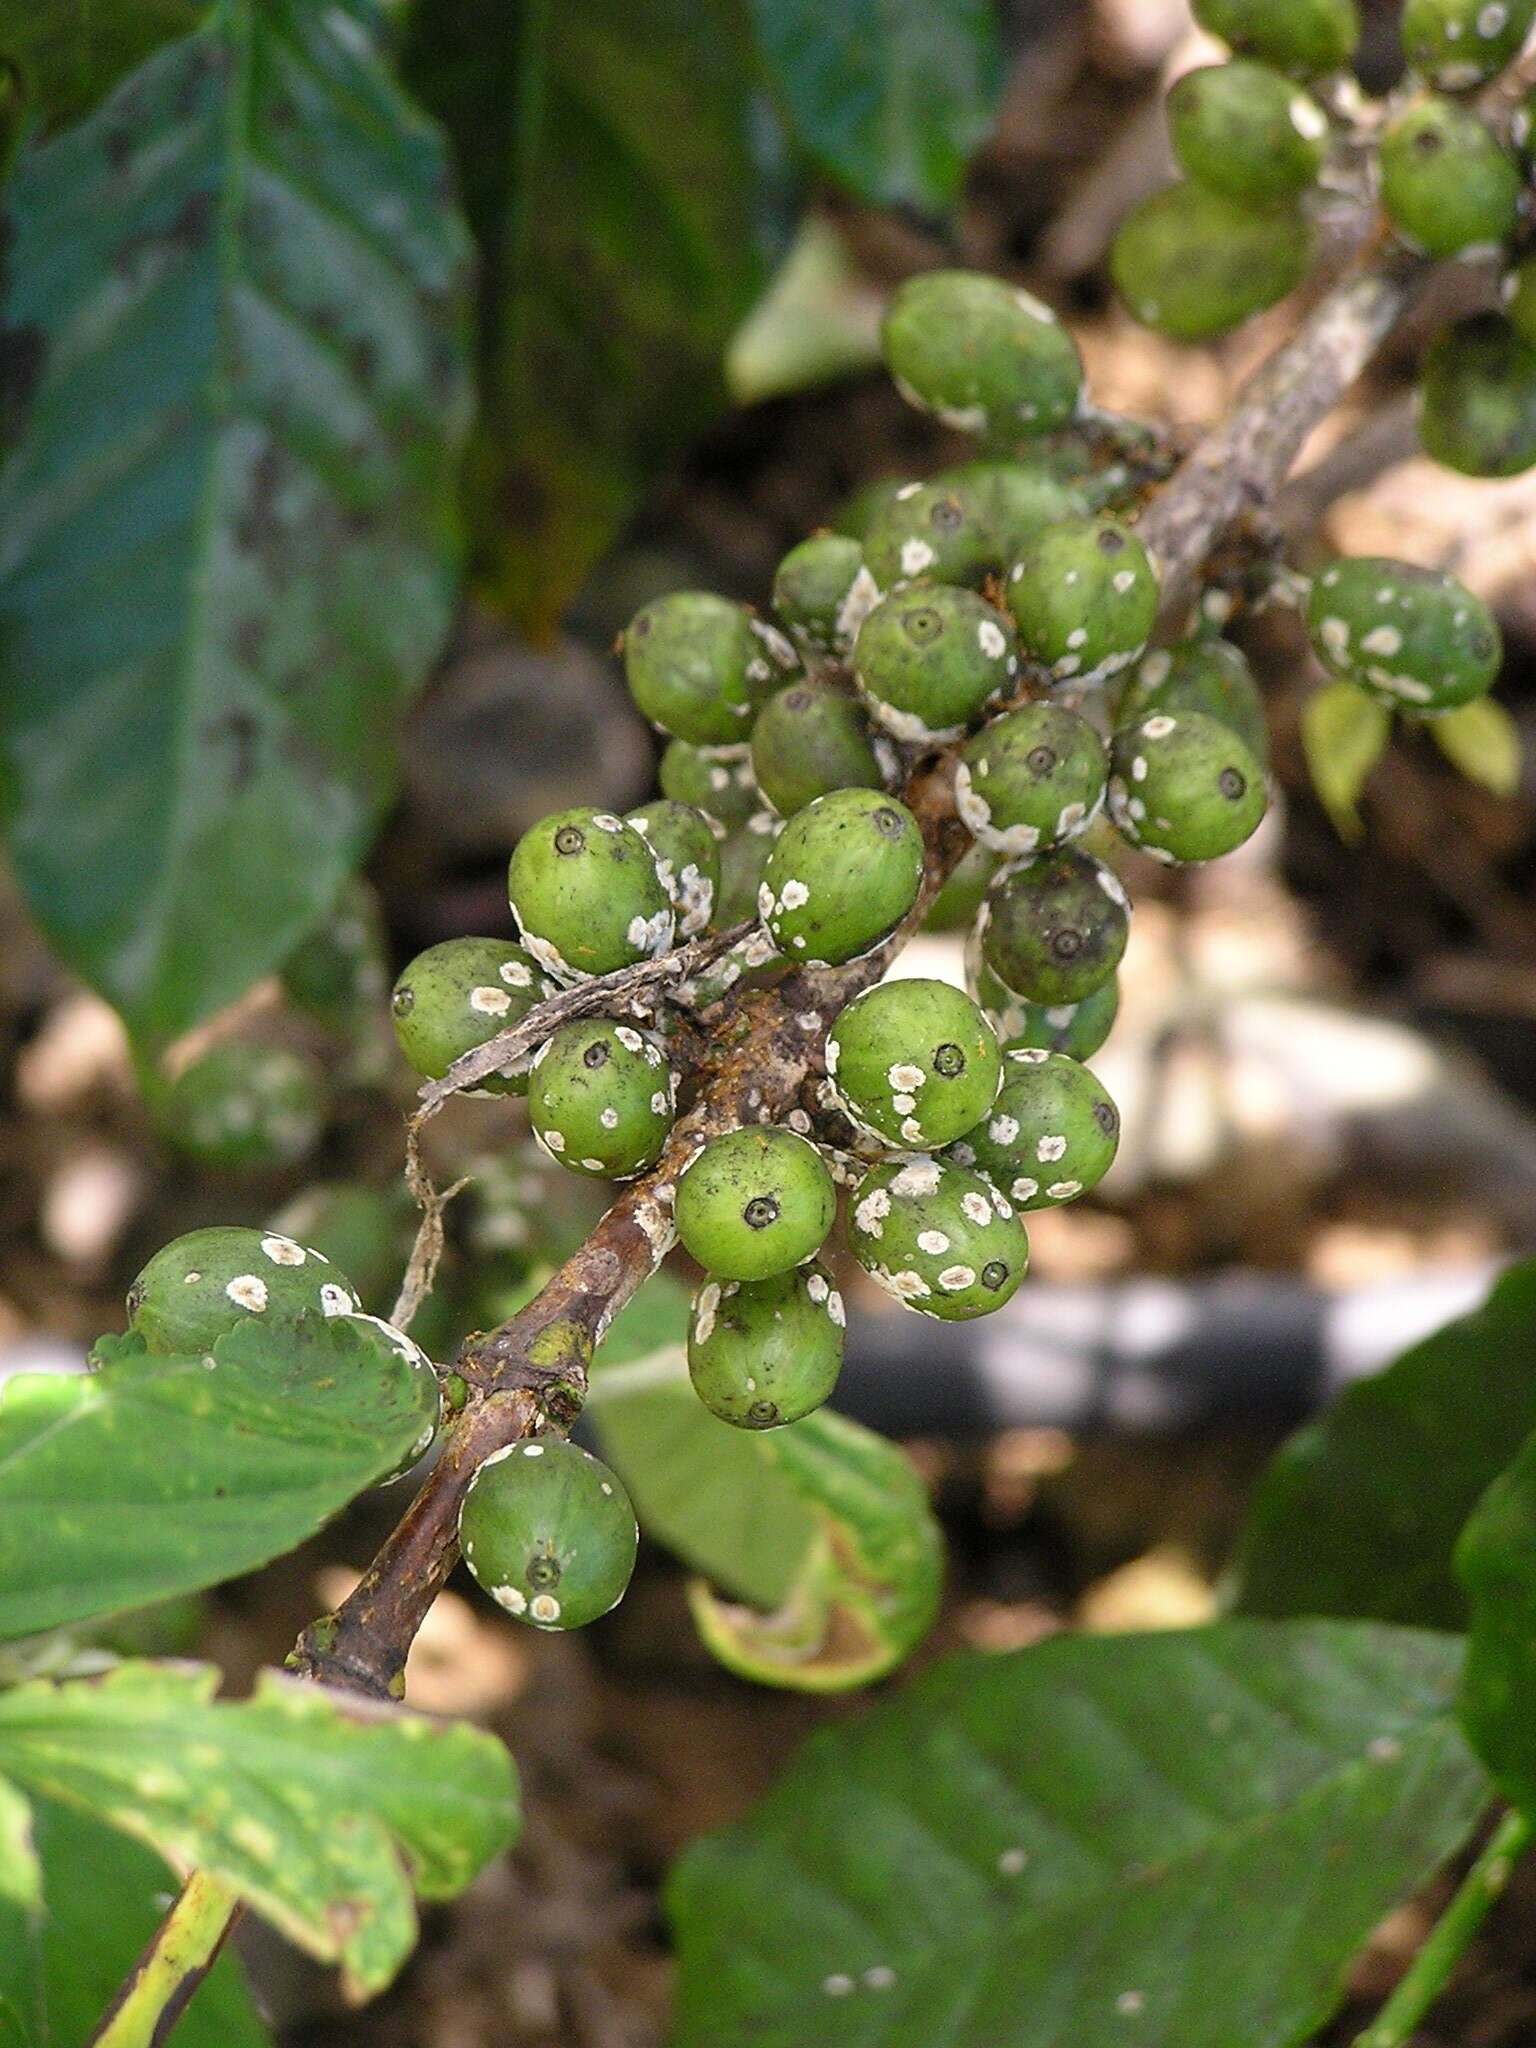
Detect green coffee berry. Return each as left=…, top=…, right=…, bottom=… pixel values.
left=687, top=1264, right=845, bottom=1428
left=155, top=1041, right=326, bottom=1171
left=674, top=1126, right=837, bottom=1280
left=1503, top=257, right=1536, bottom=348
left=626, top=799, right=721, bottom=939
left=391, top=937, right=555, bottom=1095
left=658, top=738, right=759, bottom=829
left=965, top=924, right=1121, bottom=1057
left=1419, top=312, right=1536, bottom=478
left=749, top=681, right=894, bottom=817
left=1401, top=0, right=1536, bottom=89
left=1379, top=99, right=1520, bottom=259
left=957, top=702, right=1108, bottom=856
left=980, top=846, right=1131, bottom=1004
left=715, top=811, right=782, bottom=927
left=622, top=590, right=796, bottom=745
left=772, top=532, right=877, bottom=658
left=832, top=473, right=920, bottom=543
left=335, top=1311, right=443, bottom=1479
left=507, top=807, right=673, bottom=981
left=458, top=1437, right=637, bottom=1629
left=279, top=878, right=389, bottom=1036
left=1167, top=61, right=1329, bottom=205
left=1005, top=517, right=1157, bottom=684
left=759, top=787, right=924, bottom=965
left=848, top=1155, right=1029, bottom=1320
left=1190, top=0, right=1358, bottom=74
left=862, top=480, right=997, bottom=590
left=922, top=839, right=999, bottom=933
left=827, top=978, right=1002, bottom=1150
left=853, top=585, right=1019, bottom=744
left=881, top=269, right=1083, bottom=438
left=947, top=1047, right=1120, bottom=1209
left=1107, top=710, right=1267, bottom=863
left=527, top=1019, right=675, bottom=1180
left=1111, top=183, right=1311, bottom=340
left=1306, top=554, right=1501, bottom=709
left=126, top=1226, right=361, bottom=1354
left=933, top=460, right=1090, bottom=563
left=1118, top=639, right=1270, bottom=767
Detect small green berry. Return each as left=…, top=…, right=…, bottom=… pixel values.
left=622, top=591, right=796, bottom=745
left=674, top=1126, right=836, bottom=1280
left=1005, top=518, right=1157, bottom=685
left=1111, top=183, right=1311, bottom=340
left=854, top=585, right=1018, bottom=744
left=335, top=1312, right=443, bottom=1480
left=1118, top=639, right=1270, bottom=768
left=658, top=738, right=759, bottom=828
left=759, top=788, right=924, bottom=965
left=881, top=269, right=1083, bottom=439
left=126, top=1226, right=361, bottom=1354
left=687, top=1264, right=845, bottom=1428
left=946, top=1047, right=1120, bottom=1209
left=527, top=1019, right=675, bottom=1180
left=458, top=1438, right=637, bottom=1629
left=1167, top=61, right=1329, bottom=205
left=1419, top=312, right=1536, bottom=478
left=1306, top=555, right=1501, bottom=709
left=715, top=811, right=782, bottom=926
left=507, top=807, right=673, bottom=981
left=279, top=879, right=389, bottom=1036
left=847, top=1155, right=1029, bottom=1320
left=980, top=847, right=1130, bottom=1005
left=862, top=480, right=997, bottom=590
left=772, top=532, right=877, bottom=658
left=932, top=460, right=1091, bottom=563
left=966, top=926, right=1121, bottom=1057
left=1401, top=0, right=1536, bottom=89
left=391, top=937, right=555, bottom=1095
left=749, top=681, right=894, bottom=817
left=1107, top=710, right=1268, bottom=863
left=827, top=978, right=1002, bottom=1150
left=626, top=799, right=721, bottom=938
left=155, top=1041, right=326, bottom=1171
left=922, top=839, right=999, bottom=933
left=1379, top=99, right=1520, bottom=259
left=957, top=702, right=1108, bottom=856
left=1190, top=0, right=1358, bottom=75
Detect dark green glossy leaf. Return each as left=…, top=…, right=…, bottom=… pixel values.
left=0, top=1795, right=266, bottom=2048
left=669, top=1621, right=1485, bottom=2048
left=0, top=1661, right=518, bottom=1999
left=0, top=0, right=471, bottom=1046
left=404, top=0, right=766, bottom=633
left=1458, top=1431, right=1536, bottom=1811
left=0, top=1314, right=440, bottom=1641
left=748, top=0, right=1003, bottom=213
left=1232, top=1258, right=1536, bottom=1627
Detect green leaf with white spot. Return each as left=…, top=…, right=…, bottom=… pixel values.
left=589, top=1302, right=942, bottom=1690
left=0, top=1313, right=442, bottom=1641
left=1301, top=679, right=1391, bottom=840
left=0, top=0, right=472, bottom=1048
left=668, top=1620, right=1487, bottom=2048
left=0, top=1661, right=519, bottom=2000
left=1429, top=695, right=1523, bottom=797
left=0, top=1794, right=267, bottom=2048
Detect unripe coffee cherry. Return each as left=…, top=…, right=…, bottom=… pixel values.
left=658, top=738, right=759, bottom=829
left=1379, top=100, right=1520, bottom=259
left=1190, top=0, right=1358, bottom=75
left=1401, top=0, right=1536, bottom=89
left=1306, top=555, right=1501, bottom=710
left=1118, top=639, right=1270, bottom=767
left=827, top=978, right=1002, bottom=1150
left=156, top=1041, right=326, bottom=1170
left=933, top=460, right=1090, bottom=562
left=759, top=787, right=924, bottom=964
left=1167, top=62, right=1329, bottom=205
left=626, top=799, right=720, bottom=938
left=1005, top=518, right=1157, bottom=684
left=854, top=585, right=1019, bottom=744
left=956, top=702, right=1108, bottom=856
left=126, top=1227, right=361, bottom=1354
left=687, top=1264, right=845, bottom=1428
left=458, top=1438, right=638, bottom=1629
left=848, top=1156, right=1029, bottom=1320
left=391, top=937, right=555, bottom=1095
left=622, top=591, right=796, bottom=745
left=772, top=532, right=876, bottom=658
left=947, top=1047, right=1120, bottom=1209
left=716, top=811, right=782, bottom=926
left=980, top=847, right=1130, bottom=1004
left=279, top=878, right=389, bottom=1037
left=508, top=807, right=673, bottom=981
left=1107, top=711, right=1268, bottom=863
left=880, top=269, right=1083, bottom=438
left=1418, top=313, right=1536, bottom=478
left=862, top=480, right=997, bottom=590
left=749, top=681, right=894, bottom=817
left=1111, top=183, right=1310, bottom=340
left=527, top=1019, right=675, bottom=1180
left=922, top=840, right=999, bottom=933
left=966, top=926, right=1121, bottom=1058
left=675, top=1126, right=836, bottom=1280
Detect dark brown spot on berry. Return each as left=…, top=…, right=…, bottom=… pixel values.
left=981, top=1260, right=1009, bottom=1290
left=743, top=1195, right=780, bottom=1230
left=1217, top=767, right=1246, bottom=800
left=746, top=1399, right=780, bottom=1426
left=1096, top=527, right=1126, bottom=555
left=901, top=607, right=943, bottom=645
left=554, top=825, right=586, bottom=856
left=1094, top=1099, right=1119, bottom=1136
left=930, top=496, right=964, bottom=535
left=1026, top=746, right=1057, bottom=775
left=1050, top=928, right=1083, bottom=959
left=392, top=987, right=414, bottom=1017
left=933, top=1042, right=965, bottom=1077
left=874, top=807, right=905, bottom=837
left=527, top=1552, right=562, bottom=1589
left=583, top=1042, right=609, bottom=1069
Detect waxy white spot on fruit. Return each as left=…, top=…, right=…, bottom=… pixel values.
left=226, top=1275, right=268, bottom=1311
